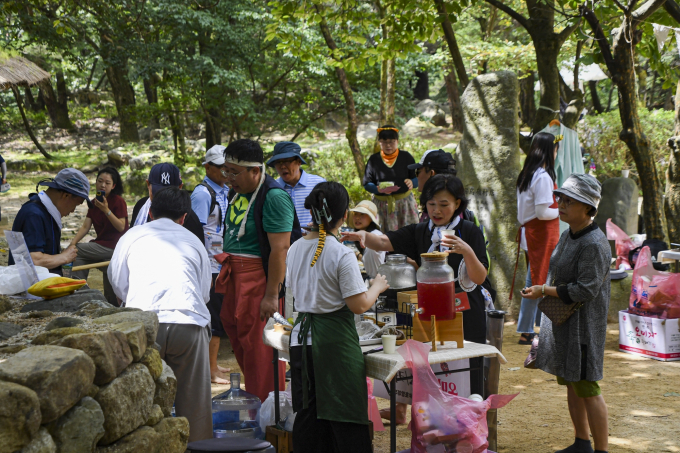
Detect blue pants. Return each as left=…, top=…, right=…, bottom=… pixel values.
left=516, top=264, right=542, bottom=334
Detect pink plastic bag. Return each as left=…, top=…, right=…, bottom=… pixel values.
left=366, top=378, right=385, bottom=431
left=398, top=340, right=517, bottom=453
left=606, top=218, right=636, bottom=270
left=629, top=246, right=680, bottom=319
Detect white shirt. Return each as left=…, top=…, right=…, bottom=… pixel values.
left=108, top=218, right=212, bottom=326
left=191, top=178, right=229, bottom=273
left=362, top=230, right=386, bottom=278
left=516, top=168, right=555, bottom=251
left=286, top=236, right=366, bottom=346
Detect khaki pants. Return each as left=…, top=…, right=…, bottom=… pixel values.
left=156, top=323, right=213, bottom=442
left=73, top=242, right=116, bottom=305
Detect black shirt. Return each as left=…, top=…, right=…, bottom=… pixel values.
left=363, top=151, right=417, bottom=195
left=130, top=196, right=204, bottom=244
left=385, top=219, right=489, bottom=344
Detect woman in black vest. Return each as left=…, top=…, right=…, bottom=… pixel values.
left=341, top=174, right=489, bottom=344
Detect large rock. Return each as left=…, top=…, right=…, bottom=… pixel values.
left=48, top=396, right=105, bottom=453
left=45, top=317, right=84, bottom=331
left=91, top=307, right=142, bottom=319
left=356, top=121, right=379, bottom=141
left=31, top=327, right=87, bottom=345
left=0, top=321, right=23, bottom=340
left=95, top=363, right=155, bottom=445
left=107, top=149, right=128, bottom=167
left=145, top=404, right=164, bottom=427
left=138, top=127, right=152, bottom=141
left=20, top=427, right=56, bottom=453
left=139, top=348, right=162, bottom=380
left=0, top=346, right=95, bottom=423
left=95, top=426, right=160, bottom=453
left=152, top=417, right=190, bottom=453
left=123, top=171, right=148, bottom=196
left=0, top=343, right=27, bottom=354
left=457, top=71, right=525, bottom=317
left=149, top=129, right=162, bottom=140
left=0, top=298, right=13, bottom=314
left=401, top=117, right=442, bottom=137
left=415, top=99, right=439, bottom=119
left=110, top=322, right=147, bottom=362
left=93, top=312, right=159, bottom=346
left=609, top=272, right=633, bottom=323
left=20, top=290, right=110, bottom=313
left=54, top=331, right=134, bottom=385
left=595, top=177, right=639, bottom=255
left=153, top=362, right=177, bottom=417
left=0, top=381, right=41, bottom=453
left=128, top=157, right=145, bottom=171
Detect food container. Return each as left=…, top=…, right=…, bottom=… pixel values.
left=212, top=373, right=263, bottom=439
left=416, top=252, right=455, bottom=321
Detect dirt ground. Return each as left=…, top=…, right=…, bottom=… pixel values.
left=2, top=196, right=679, bottom=453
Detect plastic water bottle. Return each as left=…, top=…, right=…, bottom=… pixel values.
left=212, top=373, right=263, bottom=439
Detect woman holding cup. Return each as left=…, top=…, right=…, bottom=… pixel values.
left=286, top=182, right=389, bottom=453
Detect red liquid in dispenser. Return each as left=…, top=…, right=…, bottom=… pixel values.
left=417, top=281, right=455, bottom=321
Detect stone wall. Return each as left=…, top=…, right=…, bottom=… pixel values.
left=457, top=71, right=526, bottom=317
left=0, top=295, right=189, bottom=453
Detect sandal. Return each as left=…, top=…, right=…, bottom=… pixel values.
left=518, top=333, right=535, bottom=345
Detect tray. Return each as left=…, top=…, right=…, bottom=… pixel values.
left=359, top=338, right=382, bottom=346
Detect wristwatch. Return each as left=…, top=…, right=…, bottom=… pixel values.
left=541, top=284, right=546, bottom=296
left=106, top=210, right=112, bottom=217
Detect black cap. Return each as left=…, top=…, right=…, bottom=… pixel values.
left=408, top=149, right=456, bottom=171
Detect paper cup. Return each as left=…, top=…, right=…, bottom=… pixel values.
left=622, top=169, right=630, bottom=178
left=441, top=229, right=457, bottom=238
left=382, top=335, right=397, bottom=354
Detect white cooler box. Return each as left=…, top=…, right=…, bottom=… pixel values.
left=618, top=310, right=680, bottom=361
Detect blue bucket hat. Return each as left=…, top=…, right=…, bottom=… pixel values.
left=39, top=168, right=91, bottom=202
left=266, top=141, right=307, bottom=167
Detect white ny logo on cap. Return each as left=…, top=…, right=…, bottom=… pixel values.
left=161, top=172, right=170, bottom=184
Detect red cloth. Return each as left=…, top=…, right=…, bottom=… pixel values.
left=216, top=253, right=286, bottom=403
left=523, top=184, right=560, bottom=286
left=87, top=194, right=128, bottom=249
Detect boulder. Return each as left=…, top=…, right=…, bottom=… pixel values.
left=86, top=384, right=99, bottom=399
left=31, top=327, right=88, bottom=345
left=45, top=317, right=84, bottom=331
left=110, top=322, right=147, bottom=362
left=457, top=71, right=524, bottom=316
left=20, top=290, right=110, bottom=313
left=594, top=177, right=639, bottom=255
left=138, top=127, right=152, bottom=141
left=153, top=362, right=177, bottom=417
left=20, top=427, right=56, bottom=453
left=95, top=426, right=160, bottom=453
left=48, top=397, right=105, bottom=453
left=27, top=310, right=54, bottom=319
left=356, top=122, right=379, bottom=141
left=609, top=273, right=633, bottom=323
left=54, top=331, right=133, bottom=385
left=139, top=348, right=162, bottom=380
left=91, top=307, right=142, bottom=319
left=0, top=298, right=13, bottom=314
left=415, top=99, right=439, bottom=118
left=149, top=129, right=162, bottom=140
left=0, top=346, right=95, bottom=423
left=106, top=150, right=125, bottom=167
left=95, top=363, right=155, bottom=445
left=0, top=321, right=23, bottom=340
left=145, top=405, right=164, bottom=427
left=431, top=112, right=449, bottom=127
left=0, top=344, right=27, bottom=354
left=0, top=381, right=41, bottom=453
left=152, top=417, right=190, bottom=453
left=401, top=117, right=441, bottom=137
left=128, top=158, right=145, bottom=171
left=123, top=172, right=148, bottom=196
left=93, top=312, right=158, bottom=346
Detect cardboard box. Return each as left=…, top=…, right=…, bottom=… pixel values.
left=618, top=310, right=680, bottom=361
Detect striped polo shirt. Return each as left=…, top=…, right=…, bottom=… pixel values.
left=276, top=170, right=326, bottom=228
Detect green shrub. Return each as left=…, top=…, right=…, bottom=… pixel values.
left=579, top=109, right=674, bottom=186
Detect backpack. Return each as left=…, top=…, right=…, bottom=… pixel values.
left=193, top=182, right=222, bottom=222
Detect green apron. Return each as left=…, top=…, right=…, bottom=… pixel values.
left=292, top=305, right=368, bottom=425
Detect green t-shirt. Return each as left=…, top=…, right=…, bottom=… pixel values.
left=223, top=188, right=295, bottom=256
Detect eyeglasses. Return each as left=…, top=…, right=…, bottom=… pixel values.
left=220, top=168, right=248, bottom=180
left=555, top=195, right=575, bottom=207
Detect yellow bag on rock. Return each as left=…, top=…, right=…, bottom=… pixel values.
left=28, top=277, right=87, bottom=300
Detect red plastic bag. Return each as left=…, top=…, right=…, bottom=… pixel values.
left=629, top=246, right=680, bottom=319
left=398, top=340, right=517, bottom=453
left=366, top=378, right=385, bottom=432
left=606, top=218, right=636, bottom=270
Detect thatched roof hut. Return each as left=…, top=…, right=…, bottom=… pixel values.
left=0, top=55, right=53, bottom=158
left=0, top=56, right=51, bottom=89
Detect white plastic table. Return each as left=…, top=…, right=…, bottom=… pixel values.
left=262, top=321, right=507, bottom=453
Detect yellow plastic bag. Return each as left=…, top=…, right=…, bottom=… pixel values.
left=28, top=277, right=87, bottom=300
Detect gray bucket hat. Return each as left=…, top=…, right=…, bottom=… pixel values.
left=553, top=173, right=602, bottom=209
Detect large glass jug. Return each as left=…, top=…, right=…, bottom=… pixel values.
left=377, top=254, right=417, bottom=309
left=212, top=373, right=263, bottom=439
left=416, top=252, right=455, bottom=321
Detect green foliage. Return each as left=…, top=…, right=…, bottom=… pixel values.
left=579, top=109, right=675, bottom=186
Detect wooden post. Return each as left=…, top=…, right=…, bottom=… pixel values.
left=431, top=315, right=437, bottom=352
left=11, top=86, right=52, bottom=159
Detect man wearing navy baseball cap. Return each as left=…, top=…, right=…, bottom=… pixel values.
left=130, top=162, right=204, bottom=242
left=8, top=168, right=90, bottom=275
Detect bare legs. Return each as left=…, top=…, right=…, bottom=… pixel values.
left=210, top=336, right=229, bottom=384
left=566, top=385, right=609, bottom=451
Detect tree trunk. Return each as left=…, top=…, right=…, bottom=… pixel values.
left=414, top=70, right=429, bottom=100
left=12, top=87, right=52, bottom=159
left=167, top=104, right=188, bottom=168
left=444, top=69, right=464, bottom=132
left=665, top=80, right=680, bottom=242
left=434, top=0, right=469, bottom=87
left=519, top=71, right=536, bottom=127
left=316, top=7, right=365, bottom=178
left=102, top=36, right=139, bottom=143
left=24, top=87, right=44, bottom=112
left=205, top=107, right=222, bottom=149
left=143, top=77, right=161, bottom=129
left=589, top=80, right=604, bottom=114
left=532, top=40, right=562, bottom=132
left=40, top=75, right=73, bottom=130
left=375, top=58, right=396, bottom=153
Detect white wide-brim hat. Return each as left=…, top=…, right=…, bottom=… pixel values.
left=349, top=200, right=380, bottom=228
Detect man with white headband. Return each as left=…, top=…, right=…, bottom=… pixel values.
left=214, top=139, right=301, bottom=402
